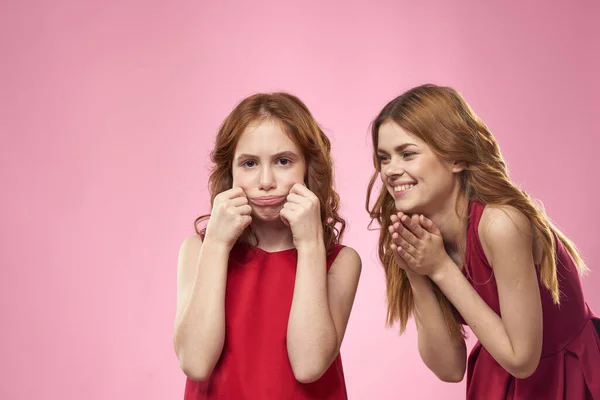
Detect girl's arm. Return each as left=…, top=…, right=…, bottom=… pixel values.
left=173, top=187, right=252, bottom=381
left=286, top=244, right=361, bottom=383
left=281, top=184, right=361, bottom=383
left=172, top=235, right=230, bottom=381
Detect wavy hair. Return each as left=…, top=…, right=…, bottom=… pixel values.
left=366, top=84, right=587, bottom=342
left=195, top=92, right=345, bottom=251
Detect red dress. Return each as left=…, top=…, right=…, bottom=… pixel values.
left=463, top=201, right=600, bottom=399
left=184, top=244, right=348, bottom=400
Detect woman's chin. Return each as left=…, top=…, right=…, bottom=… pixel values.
left=394, top=202, right=424, bottom=216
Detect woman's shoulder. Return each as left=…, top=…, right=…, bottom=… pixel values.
left=478, top=204, right=535, bottom=263
left=479, top=204, right=532, bottom=238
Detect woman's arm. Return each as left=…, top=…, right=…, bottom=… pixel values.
left=428, top=206, right=543, bottom=378
left=409, top=271, right=467, bottom=382
left=392, top=214, right=467, bottom=382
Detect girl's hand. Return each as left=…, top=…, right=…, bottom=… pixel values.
left=280, top=183, right=323, bottom=249
left=204, top=187, right=252, bottom=249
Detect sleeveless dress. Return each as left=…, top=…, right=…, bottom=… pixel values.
left=184, top=243, right=348, bottom=400
left=463, top=200, right=600, bottom=399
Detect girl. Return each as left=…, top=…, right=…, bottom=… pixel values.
left=367, top=84, right=600, bottom=399
left=174, top=92, right=361, bottom=399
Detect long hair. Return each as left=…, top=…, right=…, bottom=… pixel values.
left=195, top=92, right=345, bottom=250
left=366, top=84, right=587, bottom=343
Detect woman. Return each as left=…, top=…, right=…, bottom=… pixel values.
left=367, top=84, right=599, bottom=399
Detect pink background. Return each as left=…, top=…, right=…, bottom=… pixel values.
left=1, top=1, right=598, bottom=399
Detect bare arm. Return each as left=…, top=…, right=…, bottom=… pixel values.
left=172, top=188, right=252, bottom=381
left=392, top=214, right=466, bottom=382
left=409, top=271, right=467, bottom=382
left=286, top=245, right=362, bottom=383
left=429, top=207, right=543, bottom=378
left=172, top=235, right=229, bottom=381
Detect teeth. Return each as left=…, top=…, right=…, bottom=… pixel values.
left=394, top=184, right=415, bottom=192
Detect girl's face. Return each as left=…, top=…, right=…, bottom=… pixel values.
left=232, top=119, right=306, bottom=222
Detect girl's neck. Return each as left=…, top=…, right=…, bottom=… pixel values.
left=245, top=219, right=295, bottom=252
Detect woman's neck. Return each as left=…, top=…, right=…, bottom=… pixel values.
left=426, top=191, right=470, bottom=260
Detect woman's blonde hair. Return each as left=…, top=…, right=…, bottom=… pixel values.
left=366, top=84, right=587, bottom=342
